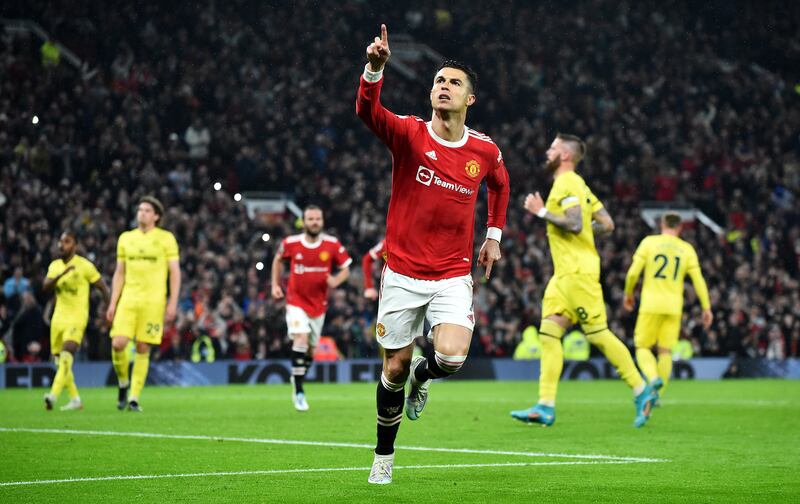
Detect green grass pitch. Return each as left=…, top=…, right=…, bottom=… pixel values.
left=1, top=379, right=798, bottom=503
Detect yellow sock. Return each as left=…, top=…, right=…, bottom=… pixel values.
left=657, top=352, right=673, bottom=392
left=130, top=351, right=150, bottom=401
left=538, top=319, right=566, bottom=405
left=112, top=348, right=130, bottom=387
left=50, top=352, right=73, bottom=399
left=586, top=328, right=644, bottom=392
left=636, top=347, right=659, bottom=384
left=66, top=368, right=79, bottom=399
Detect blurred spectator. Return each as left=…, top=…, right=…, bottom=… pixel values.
left=0, top=0, right=798, bottom=362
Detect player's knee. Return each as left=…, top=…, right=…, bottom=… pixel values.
left=62, top=341, right=79, bottom=354
left=657, top=347, right=672, bottom=355
left=135, top=342, right=150, bottom=354
left=383, top=356, right=411, bottom=383
left=111, top=337, right=128, bottom=352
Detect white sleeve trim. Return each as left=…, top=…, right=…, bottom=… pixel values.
left=340, top=257, right=354, bottom=269
left=486, top=227, right=502, bottom=242
left=363, top=64, right=384, bottom=83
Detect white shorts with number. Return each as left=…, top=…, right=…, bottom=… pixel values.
left=286, top=304, right=325, bottom=347
left=376, top=266, right=474, bottom=350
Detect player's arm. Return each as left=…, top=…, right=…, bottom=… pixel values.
left=592, top=208, right=615, bottom=237
left=362, top=252, right=378, bottom=299
left=355, top=24, right=411, bottom=151
left=165, top=259, right=181, bottom=324
left=327, top=264, right=351, bottom=289
left=328, top=246, right=353, bottom=289
left=524, top=192, right=582, bottom=234
left=687, top=251, right=713, bottom=329
left=478, top=153, right=511, bottom=279
left=92, top=277, right=111, bottom=306
left=106, top=260, right=125, bottom=322
left=271, top=242, right=286, bottom=300
left=623, top=244, right=647, bottom=311
left=42, top=265, right=75, bottom=292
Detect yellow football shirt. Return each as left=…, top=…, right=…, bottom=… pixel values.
left=46, top=255, right=101, bottom=325
left=624, top=234, right=710, bottom=315
left=117, top=227, right=179, bottom=305
left=545, top=171, right=604, bottom=278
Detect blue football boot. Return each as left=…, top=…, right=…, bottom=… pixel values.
left=510, top=404, right=555, bottom=426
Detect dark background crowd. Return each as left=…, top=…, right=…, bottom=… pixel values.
left=1, top=0, right=799, bottom=363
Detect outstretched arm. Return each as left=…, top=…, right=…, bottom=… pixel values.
left=524, top=192, right=582, bottom=234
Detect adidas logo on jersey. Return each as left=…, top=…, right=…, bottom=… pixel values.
left=425, top=150, right=438, bottom=161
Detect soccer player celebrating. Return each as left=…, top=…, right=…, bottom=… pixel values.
left=271, top=205, right=352, bottom=411
left=43, top=231, right=109, bottom=411
left=623, top=212, right=713, bottom=400
left=106, top=196, right=180, bottom=412
left=511, top=134, right=656, bottom=428
left=361, top=238, right=384, bottom=300
left=357, top=25, right=510, bottom=484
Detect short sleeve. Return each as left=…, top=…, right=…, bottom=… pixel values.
left=587, top=187, right=604, bottom=213
left=550, top=175, right=581, bottom=211
left=83, top=259, right=102, bottom=284
left=46, top=261, right=60, bottom=279
left=164, top=232, right=180, bottom=261
left=633, top=238, right=649, bottom=262
left=116, top=233, right=127, bottom=261
left=334, top=241, right=353, bottom=268
left=279, top=239, right=291, bottom=260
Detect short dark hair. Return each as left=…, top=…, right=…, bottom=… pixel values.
left=303, top=205, right=323, bottom=216
left=139, top=195, right=165, bottom=224
left=437, top=60, right=478, bottom=94
left=556, top=133, right=587, bottom=164
left=61, top=229, right=78, bottom=241
left=661, top=212, right=682, bottom=229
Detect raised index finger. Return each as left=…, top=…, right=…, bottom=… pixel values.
left=381, top=24, right=388, bottom=44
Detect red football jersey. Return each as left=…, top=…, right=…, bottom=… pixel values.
left=356, top=72, right=510, bottom=280
left=361, top=239, right=385, bottom=290
left=279, top=233, right=352, bottom=317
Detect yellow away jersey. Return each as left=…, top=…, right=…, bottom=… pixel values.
left=117, top=227, right=179, bottom=304
left=545, top=171, right=604, bottom=277
left=624, top=234, right=710, bottom=315
left=46, top=255, right=101, bottom=323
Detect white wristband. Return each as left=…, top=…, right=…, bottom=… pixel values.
left=363, top=64, right=384, bottom=83
left=486, top=227, right=502, bottom=243
left=536, top=208, right=548, bottom=219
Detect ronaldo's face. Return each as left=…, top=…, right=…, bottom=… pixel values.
left=303, top=210, right=324, bottom=237
left=430, top=68, right=475, bottom=113
left=137, top=203, right=159, bottom=228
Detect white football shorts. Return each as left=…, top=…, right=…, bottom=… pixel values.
left=286, top=304, right=325, bottom=347
left=376, top=266, right=475, bottom=350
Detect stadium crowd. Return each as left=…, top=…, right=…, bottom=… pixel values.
left=1, top=0, right=799, bottom=363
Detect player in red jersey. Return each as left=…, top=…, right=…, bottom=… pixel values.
left=271, top=205, right=352, bottom=411
left=357, top=25, right=510, bottom=484
left=361, top=238, right=385, bottom=300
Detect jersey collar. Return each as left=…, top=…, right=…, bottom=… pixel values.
left=426, top=122, right=469, bottom=148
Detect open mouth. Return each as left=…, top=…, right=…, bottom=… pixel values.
left=438, top=94, right=450, bottom=101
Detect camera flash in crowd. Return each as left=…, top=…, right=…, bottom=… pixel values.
left=32, top=115, right=39, bottom=125
left=261, top=233, right=270, bottom=242
left=213, top=182, right=222, bottom=191
left=234, top=193, right=242, bottom=202
left=256, top=262, right=264, bottom=271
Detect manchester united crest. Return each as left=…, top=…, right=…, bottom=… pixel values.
left=465, top=159, right=480, bottom=178
left=376, top=323, right=386, bottom=337
left=319, top=251, right=330, bottom=261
